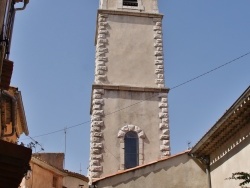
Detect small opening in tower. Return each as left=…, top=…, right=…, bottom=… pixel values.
left=123, top=0, right=138, bottom=7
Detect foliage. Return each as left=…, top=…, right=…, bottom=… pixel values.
left=227, top=172, right=250, bottom=187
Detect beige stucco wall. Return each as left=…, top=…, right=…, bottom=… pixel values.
left=63, top=176, right=88, bottom=188
left=104, top=15, right=157, bottom=87
left=99, top=90, right=166, bottom=176
left=95, top=153, right=208, bottom=188
left=20, top=161, right=64, bottom=188
left=210, top=122, right=250, bottom=188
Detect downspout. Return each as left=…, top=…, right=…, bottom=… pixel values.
left=1, top=90, right=17, bottom=137
left=206, top=163, right=212, bottom=188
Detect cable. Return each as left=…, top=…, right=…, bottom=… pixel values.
left=21, top=50, right=250, bottom=140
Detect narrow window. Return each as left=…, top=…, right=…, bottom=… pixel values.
left=52, top=176, right=57, bottom=188
left=123, top=0, right=138, bottom=7
left=124, top=131, right=139, bottom=169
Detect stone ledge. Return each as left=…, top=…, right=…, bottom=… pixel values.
left=92, top=84, right=169, bottom=93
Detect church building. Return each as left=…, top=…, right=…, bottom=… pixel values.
left=88, top=1, right=250, bottom=187
left=88, top=0, right=170, bottom=179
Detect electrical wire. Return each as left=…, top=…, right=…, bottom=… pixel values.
left=22, top=50, right=250, bottom=140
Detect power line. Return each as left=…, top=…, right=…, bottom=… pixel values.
left=22, top=50, right=250, bottom=140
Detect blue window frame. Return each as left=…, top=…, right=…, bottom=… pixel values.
left=124, top=131, right=139, bottom=169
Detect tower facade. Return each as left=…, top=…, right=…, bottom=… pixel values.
left=89, top=0, right=170, bottom=179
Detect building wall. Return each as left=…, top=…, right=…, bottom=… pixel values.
left=99, top=90, right=165, bottom=176
left=104, top=15, right=157, bottom=87
left=210, top=122, right=250, bottom=188
left=63, top=176, right=88, bottom=188
left=95, top=153, right=208, bottom=188
left=20, top=161, right=64, bottom=188
left=0, top=0, right=7, bottom=33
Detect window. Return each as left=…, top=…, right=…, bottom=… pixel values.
left=124, top=131, right=139, bottom=169
left=52, top=176, right=57, bottom=188
left=123, top=0, right=138, bottom=7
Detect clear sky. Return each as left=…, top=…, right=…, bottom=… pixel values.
left=11, top=0, right=250, bottom=175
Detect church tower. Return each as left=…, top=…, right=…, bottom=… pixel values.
left=89, top=0, right=170, bottom=179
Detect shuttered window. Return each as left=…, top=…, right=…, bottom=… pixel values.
left=123, top=0, right=138, bottom=7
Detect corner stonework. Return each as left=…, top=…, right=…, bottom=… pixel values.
left=153, top=18, right=165, bottom=88
left=89, top=89, right=105, bottom=178
left=158, top=93, right=170, bottom=157
left=95, top=14, right=109, bottom=84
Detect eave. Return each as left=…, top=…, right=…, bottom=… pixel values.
left=190, top=86, right=250, bottom=157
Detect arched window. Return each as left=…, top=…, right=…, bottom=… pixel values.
left=124, top=131, right=139, bottom=169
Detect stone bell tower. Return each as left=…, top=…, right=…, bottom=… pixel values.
left=88, top=0, right=170, bottom=179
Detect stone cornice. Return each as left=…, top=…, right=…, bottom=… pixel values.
left=92, top=84, right=169, bottom=93
left=98, top=9, right=163, bottom=18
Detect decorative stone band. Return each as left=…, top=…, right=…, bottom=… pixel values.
left=158, top=93, right=170, bottom=157
left=117, top=125, right=145, bottom=170
left=89, top=89, right=105, bottom=178
left=153, top=18, right=165, bottom=88
left=95, top=14, right=109, bottom=84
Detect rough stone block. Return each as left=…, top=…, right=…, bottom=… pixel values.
left=162, top=129, right=170, bottom=135
left=91, top=166, right=103, bottom=172
left=99, top=22, right=108, bottom=26
left=91, top=148, right=101, bottom=154
left=163, top=151, right=171, bottom=156
left=157, top=74, right=164, bottom=79
left=95, top=70, right=105, bottom=75
left=99, top=26, right=106, bottom=30
left=155, top=79, right=164, bottom=84
left=91, top=154, right=103, bottom=160
left=94, top=89, right=104, bottom=94
left=91, top=115, right=102, bottom=121
left=117, top=130, right=125, bottom=138
left=157, top=65, right=164, bottom=69
left=160, top=135, right=169, bottom=140
left=99, top=17, right=106, bottom=22
left=97, top=66, right=107, bottom=71
left=162, top=118, right=168, bottom=123
left=159, top=112, right=168, bottom=118
left=128, top=124, right=135, bottom=131
left=161, top=98, right=168, bottom=103
left=97, top=57, right=108, bottom=62
left=93, top=94, right=102, bottom=99
left=93, top=105, right=101, bottom=110
left=160, top=145, right=170, bottom=151
left=154, top=51, right=163, bottom=56
left=91, top=121, right=104, bottom=127
left=154, top=43, right=163, bottom=47
left=95, top=75, right=107, bottom=83
left=162, top=108, right=168, bottom=113
left=91, top=137, right=101, bottom=143
left=155, top=22, right=162, bottom=26
left=92, top=99, right=104, bottom=105
left=98, top=39, right=108, bottom=44
left=93, top=132, right=103, bottom=137
left=99, top=29, right=108, bottom=34
left=155, top=60, right=163, bottom=65
left=90, top=172, right=100, bottom=178
left=159, top=123, right=168, bottom=129
left=98, top=34, right=106, bottom=39
left=155, top=69, right=164, bottom=74
left=157, top=47, right=163, bottom=51
left=154, top=34, right=162, bottom=39
left=91, top=126, right=101, bottom=132
left=138, top=131, right=145, bottom=138
left=157, top=56, right=164, bottom=60
left=159, top=102, right=167, bottom=108
left=163, top=140, right=170, bottom=145
left=90, top=160, right=100, bottom=166
left=92, top=143, right=103, bottom=149
left=153, top=26, right=162, bottom=31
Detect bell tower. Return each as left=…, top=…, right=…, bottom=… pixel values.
left=89, top=0, right=170, bottom=179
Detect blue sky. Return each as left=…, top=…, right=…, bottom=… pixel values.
left=11, top=1, right=250, bottom=175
